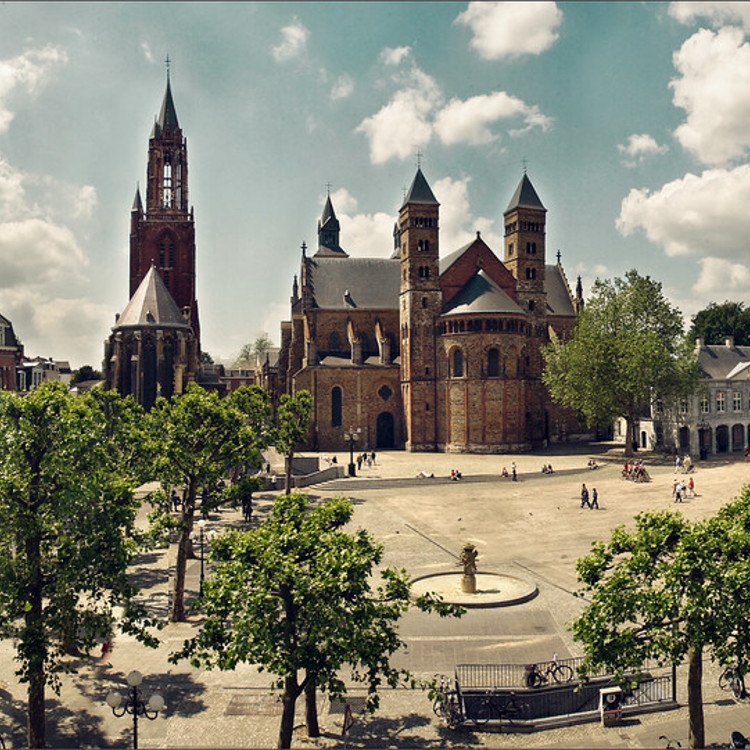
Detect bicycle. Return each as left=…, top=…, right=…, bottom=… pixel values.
left=719, top=665, right=747, bottom=700
left=524, top=654, right=575, bottom=687
left=472, top=690, right=525, bottom=728
left=659, top=735, right=681, bottom=749
left=432, top=674, right=462, bottom=729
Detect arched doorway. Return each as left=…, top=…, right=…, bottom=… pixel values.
left=679, top=426, right=690, bottom=453
left=376, top=412, right=395, bottom=449
left=716, top=425, right=729, bottom=453
left=732, top=423, right=744, bottom=452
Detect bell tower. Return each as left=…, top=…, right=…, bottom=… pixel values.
left=129, top=68, right=200, bottom=346
left=398, top=168, right=440, bottom=451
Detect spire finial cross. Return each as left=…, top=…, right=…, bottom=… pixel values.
left=522, top=156, right=528, bottom=174
left=325, top=182, right=332, bottom=196
left=416, top=150, right=422, bottom=169
left=301, top=241, right=307, bottom=257
left=556, top=249, right=561, bottom=264
left=165, top=54, right=171, bottom=79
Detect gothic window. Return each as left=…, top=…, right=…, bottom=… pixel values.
left=508, top=243, right=514, bottom=256
left=525, top=268, right=537, bottom=280
left=163, top=269, right=170, bottom=287
left=418, top=240, right=424, bottom=251
left=424, top=240, right=430, bottom=253
left=176, top=158, right=182, bottom=208
left=451, top=348, right=464, bottom=378
left=163, top=153, right=173, bottom=208
left=169, top=242, right=175, bottom=267
left=328, top=332, right=342, bottom=352
left=159, top=242, right=165, bottom=267
left=422, top=297, right=427, bottom=308
left=529, top=300, right=535, bottom=311
left=331, top=386, right=342, bottom=427
left=487, top=348, right=500, bottom=377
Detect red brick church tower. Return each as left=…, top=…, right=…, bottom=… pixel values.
left=129, top=71, right=200, bottom=347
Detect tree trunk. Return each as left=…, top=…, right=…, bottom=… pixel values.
left=624, top=416, right=635, bottom=457
left=26, top=529, right=46, bottom=747
left=304, top=676, right=320, bottom=737
left=170, top=480, right=197, bottom=622
left=278, top=674, right=299, bottom=749
left=285, top=451, right=293, bottom=495
left=687, top=644, right=705, bottom=749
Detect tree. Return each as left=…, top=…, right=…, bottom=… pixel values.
left=70, top=364, right=103, bottom=384
left=171, top=493, right=462, bottom=749
left=236, top=332, right=274, bottom=367
left=147, top=383, right=265, bottom=622
left=572, top=493, right=750, bottom=748
left=688, top=301, right=750, bottom=346
left=274, top=390, right=313, bottom=494
left=0, top=383, right=157, bottom=747
left=543, top=270, right=699, bottom=456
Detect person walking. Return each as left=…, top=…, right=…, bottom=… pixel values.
left=511, top=462, right=517, bottom=481
left=591, top=488, right=599, bottom=509
left=675, top=482, right=683, bottom=503
left=581, top=483, right=590, bottom=508
left=688, top=476, right=695, bottom=497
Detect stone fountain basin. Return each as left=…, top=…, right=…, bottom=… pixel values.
left=410, top=571, right=537, bottom=608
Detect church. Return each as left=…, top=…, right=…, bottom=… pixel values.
left=275, top=168, right=585, bottom=453
left=103, top=74, right=199, bottom=408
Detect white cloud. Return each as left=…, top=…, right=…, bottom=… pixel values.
left=272, top=17, right=310, bottom=62
left=331, top=74, right=354, bottom=101
left=433, top=176, right=503, bottom=253
left=455, top=2, right=562, bottom=60
left=669, top=2, right=750, bottom=31
left=691, top=256, right=750, bottom=297
left=357, top=54, right=551, bottom=163
left=380, top=46, right=411, bottom=66
left=617, top=164, right=750, bottom=259
left=72, top=185, right=98, bottom=219
left=140, top=42, right=155, bottom=64
left=671, top=27, right=750, bottom=165
left=435, top=91, right=552, bottom=146
left=0, top=45, right=68, bottom=133
left=617, top=133, right=668, bottom=166
left=356, top=66, right=442, bottom=164
left=327, top=188, right=359, bottom=215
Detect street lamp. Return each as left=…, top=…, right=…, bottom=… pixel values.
left=190, top=520, right=216, bottom=597
left=106, top=670, right=164, bottom=750
left=343, top=426, right=361, bottom=477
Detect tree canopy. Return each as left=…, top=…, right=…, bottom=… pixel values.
left=70, top=364, right=103, bottom=384
left=147, top=383, right=267, bottom=622
left=235, top=332, right=274, bottom=367
left=572, top=491, right=750, bottom=748
left=172, top=493, right=462, bottom=748
left=688, top=301, right=750, bottom=346
left=274, top=390, right=313, bottom=494
left=543, top=269, right=699, bottom=455
left=0, top=383, right=157, bottom=747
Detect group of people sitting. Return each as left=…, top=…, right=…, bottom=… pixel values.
left=587, top=459, right=599, bottom=470
left=623, top=460, right=649, bottom=482
left=450, top=469, right=463, bottom=480
left=541, top=464, right=554, bottom=474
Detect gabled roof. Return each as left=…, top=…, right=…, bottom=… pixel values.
left=115, top=266, right=190, bottom=329
left=545, top=264, right=576, bottom=317
left=697, top=344, right=750, bottom=380
left=401, top=168, right=439, bottom=208
left=441, top=269, right=523, bottom=317
left=506, top=173, right=545, bottom=212
left=306, top=257, right=399, bottom=310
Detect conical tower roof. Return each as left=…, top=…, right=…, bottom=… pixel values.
left=115, top=266, right=190, bottom=329
left=157, top=76, right=179, bottom=131
left=319, top=194, right=340, bottom=232
left=401, top=168, right=439, bottom=208
left=506, top=173, right=545, bottom=212
left=132, top=186, right=143, bottom=212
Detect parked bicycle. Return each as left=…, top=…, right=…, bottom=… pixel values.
left=720, top=664, right=748, bottom=700
left=432, top=674, right=462, bottom=729
left=524, top=654, right=575, bottom=687
left=472, top=690, right=526, bottom=728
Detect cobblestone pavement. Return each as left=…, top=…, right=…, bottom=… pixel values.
left=1, top=444, right=750, bottom=748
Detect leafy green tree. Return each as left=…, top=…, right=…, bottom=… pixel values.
left=148, top=383, right=265, bottom=622
left=688, top=301, right=750, bottom=346
left=0, top=383, right=157, bottom=748
left=544, top=270, right=699, bottom=456
left=572, top=493, right=750, bottom=748
left=274, top=390, right=313, bottom=494
left=70, top=364, right=103, bottom=384
left=200, top=351, right=215, bottom=365
left=172, top=493, right=462, bottom=749
left=236, top=332, right=274, bottom=367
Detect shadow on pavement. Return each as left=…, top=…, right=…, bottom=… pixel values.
left=342, top=712, right=483, bottom=748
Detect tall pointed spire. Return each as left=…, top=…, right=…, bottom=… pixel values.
left=401, top=167, right=439, bottom=208
left=315, top=193, right=348, bottom=257
left=506, top=172, right=545, bottom=212
left=157, top=75, right=179, bottom=132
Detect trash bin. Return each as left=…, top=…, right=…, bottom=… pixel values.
left=600, top=687, right=622, bottom=726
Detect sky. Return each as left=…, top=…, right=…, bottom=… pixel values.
left=2, top=2, right=750, bottom=369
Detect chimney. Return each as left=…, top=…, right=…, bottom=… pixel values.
left=695, top=337, right=704, bottom=351
left=725, top=335, right=734, bottom=348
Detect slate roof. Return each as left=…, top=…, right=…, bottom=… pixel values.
left=439, top=241, right=474, bottom=275
left=545, top=265, right=576, bottom=316
left=115, top=266, right=190, bottom=329
left=307, top=257, right=399, bottom=309
left=697, top=344, right=750, bottom=380
left=440, top=269, right=524, bottom=317
left=401, top=168, right=439, bottom=208
left=506, top=173, right=546, bottom=212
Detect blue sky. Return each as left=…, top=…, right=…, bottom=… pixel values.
left=1, top=2, right=750, bottom=368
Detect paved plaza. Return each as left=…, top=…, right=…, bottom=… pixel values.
left=1, top=444, right=750, bottom=748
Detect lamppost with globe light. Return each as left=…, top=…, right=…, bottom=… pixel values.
left=106, top=670, right=164, bottom=750
left=190, top=519, right=216, bottom=597
left=343, top=426, right=361, bottom=477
